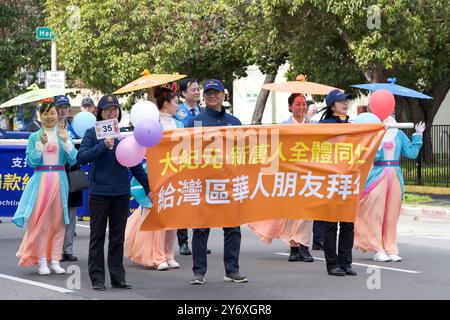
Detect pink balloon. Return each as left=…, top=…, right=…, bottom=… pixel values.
left=115, top=136, right=146, bottom=167
left=369, top=89, right=395, bottom=121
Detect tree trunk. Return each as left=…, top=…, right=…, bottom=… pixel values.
left=251, top=73, right=277, bottom=124
left=395, top=83, right=449, bottom=163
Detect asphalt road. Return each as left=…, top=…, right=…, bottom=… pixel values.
left=0, top=214, right=449, bottom=300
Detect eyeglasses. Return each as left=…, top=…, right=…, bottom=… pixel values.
left=204, top=90, right=222, bottom=97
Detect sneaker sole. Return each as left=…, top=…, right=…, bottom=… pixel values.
left=190, top=280, right=205, bottom=285
left=223, top=276, right=248, bottom=283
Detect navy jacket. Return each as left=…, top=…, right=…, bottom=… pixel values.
left=186, top=106, right=242, bottom=127
left=319, top=115, right=350, bottom=124
left=77, top=127, right=150, bottom=197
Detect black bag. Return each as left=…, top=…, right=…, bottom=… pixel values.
left=67, top=169, right=89, bottom=193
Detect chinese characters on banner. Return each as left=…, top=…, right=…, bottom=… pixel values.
left=0, top=146, right=34, bottom=215
left=142, top=124, right=385, bottom=231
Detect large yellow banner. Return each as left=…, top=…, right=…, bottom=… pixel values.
left=141, top=124, right=385, bottom=231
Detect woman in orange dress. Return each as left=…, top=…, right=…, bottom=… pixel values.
left=248, top=93, right=314, bottom=263
left=125, top=85, right=183, bottom=270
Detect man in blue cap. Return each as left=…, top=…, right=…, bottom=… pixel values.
left=53, top=95, right=83, bottom=263
left=187, top=79, right=247, bottom=285
left=54, top=95, right=79, bottom=139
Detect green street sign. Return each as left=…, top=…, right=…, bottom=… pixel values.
left=36, top=27, right=54, bottom=40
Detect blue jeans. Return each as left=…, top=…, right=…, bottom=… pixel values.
left=192, top=227, right=241, bottom=276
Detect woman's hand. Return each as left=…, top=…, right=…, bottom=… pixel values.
left=40, top=132, right=48, bottom=144
left=104, top=137, right=114, bottom=149
left=415, top=121, right=426, bottom=134
left=147, top=191, right=153, bottom=199
left=57, top=123, right=69, bottom=142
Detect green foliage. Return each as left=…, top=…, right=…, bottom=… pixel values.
left=45, top=0, right=251, bottom=93
left=0, top=0, right=49, bottom=106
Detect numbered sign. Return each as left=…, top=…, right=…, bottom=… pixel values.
left=95, top=119, right=120, bottom=140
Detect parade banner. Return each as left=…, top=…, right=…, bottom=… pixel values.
left=141, top=123, right=385, bottom=231
left=0, top=145, right=34, bottom=216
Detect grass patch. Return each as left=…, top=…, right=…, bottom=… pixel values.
left=403, top=193, right=433, bottom=204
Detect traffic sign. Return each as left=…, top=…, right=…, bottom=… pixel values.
left=36, top=27, right=54, bottom=40
left=45, top=71, right=66, bottom=89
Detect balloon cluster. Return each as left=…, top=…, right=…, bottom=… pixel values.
left=115, top=101, right=162, bottom=167
left=354, top=89, right=395, bottom=124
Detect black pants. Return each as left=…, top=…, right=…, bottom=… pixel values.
left=192, top=227, right=241, bottom=276
left=324, top=222, right=354, bottom=271
left=313, top=220, right=326, bottom=243
left=88, top=194, right=130, bottom=286
left=177, top=229, right=189, bottom=245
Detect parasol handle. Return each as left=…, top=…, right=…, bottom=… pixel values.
left=385, top=122, right=414, bottom=129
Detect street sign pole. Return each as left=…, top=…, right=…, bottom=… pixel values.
left=51, top=38, right=57, bottom=71
left=36, top=27, right=57, bottom=71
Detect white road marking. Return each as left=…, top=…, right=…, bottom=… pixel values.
left=76, top=223, right=108, bottom=232
left=275, top=253, right=421, bottom=274
left=75, top=224, right=90, bottom=229
left=0, top=273, right=74, bottom=293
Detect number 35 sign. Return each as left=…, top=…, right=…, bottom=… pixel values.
left=95, top=119, right=120, bottom=140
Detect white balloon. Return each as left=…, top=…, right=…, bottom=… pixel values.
left=130, top=100, right=159, bottom=126
left=382, top=116, right=398, bottom=142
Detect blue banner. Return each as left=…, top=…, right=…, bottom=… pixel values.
left=0, top=145, right=139, bottom=217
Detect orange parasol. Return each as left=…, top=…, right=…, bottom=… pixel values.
left=262, top=74, right=341, bottom=95
left=113, top=69, right=186, bottom=94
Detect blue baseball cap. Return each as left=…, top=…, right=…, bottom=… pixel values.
left=98, top=94, right=120, bottom=110
left=203, top=79, right=225, bottom=92
left=54, top=95, right=70, bottom=107
left=325, top=89, right=352, bottom=107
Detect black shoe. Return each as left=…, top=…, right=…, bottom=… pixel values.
left=74, top=232, right=77, bottom=237
left=179, top=242, right=192, bottom=255
left=312, top=241, right=324, bottom=250
left=65, top=254, right=78, bottom=262
left=299, top=245, right=314, bottom=262
left=206, top=249, right=211, bottom=254
left=343, top=267, right=357, bottom=276
left=288, top=247, right=300, bottom=262
left=60, top=254, right=67, bottom=263
left=92, top=283, right=106, bottom=291
left=328, top=267, right=346, bottom=276
left=111, top=281, right=132, bottom=289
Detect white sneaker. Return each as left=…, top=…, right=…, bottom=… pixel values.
left=38, top=263, right=51, bottom=275
left=167, top=259, right=180, bottom=269
left=373, top=251, right=392, bottom=262
left=387, top=253, right=402, bottom=262
left=157, top=262, right=169, bottom=271
left=50, top=261, right=66, bottom=274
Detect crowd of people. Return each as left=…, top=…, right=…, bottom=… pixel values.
left=11, top=77, right=424, bottom=290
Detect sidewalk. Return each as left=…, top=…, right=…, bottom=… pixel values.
left=402, top=194, right=450, bottom=220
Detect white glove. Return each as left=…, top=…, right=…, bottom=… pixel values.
left=414, top=121, right=426, bottom=134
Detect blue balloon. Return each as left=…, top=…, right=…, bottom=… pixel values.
left=353, top=112, right=381, bottom=124
left=72, top=111, right=96, bottom=138
left=130, top=163, right=153, bottom=208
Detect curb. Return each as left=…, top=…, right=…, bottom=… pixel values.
left=402, top=205, right=450, bottom=220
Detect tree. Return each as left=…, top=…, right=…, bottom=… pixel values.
left=244, top=0, right=449, bottom=160
left=45, top=0, right=250, bottom=106
left=0, top=0, right=50, bottom=125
